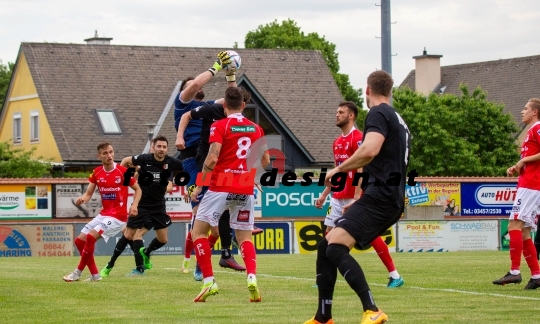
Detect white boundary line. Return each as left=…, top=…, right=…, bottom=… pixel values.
left=164, top=268, right=540, bottom=301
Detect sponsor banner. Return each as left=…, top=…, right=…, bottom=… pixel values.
left=55, top=184, right=101, bottom=218
left=0, top=224, right=74, bottom=257
left=0, top=184, right=52, bottom=220
left=397, top=220, right=499, bottom=252
left=293, top=221, right=396, bottom=254
left=262, top=182, right=329, bottom=217
left=254, top=187, right=262, bottom=217
left=75, top=222, right=187, bottom=256
left=251, top=222, right=291, bottom=254
left=461, top=183, right=517, bottom=216
left=405, top=182, right=461, bottom=216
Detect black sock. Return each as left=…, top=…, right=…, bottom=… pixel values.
left=219, top=210, right=233, bottom=258
left=535, top=230, right=540, bottom=260
left=315, top=238, right=336, bottom=323
left=132, top=239, right=145, bottom=272
left=146, top=238, right=166, bottom=256
left=327, top=243, right=378, bottom=312
left=108, top=235, right=130, bottom=268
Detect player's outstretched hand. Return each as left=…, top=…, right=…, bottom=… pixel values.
left=75, top=196, right=85, bottom=206
left=315, top=196, right=325, bottom=209
left=129, top=204, right=138, bottom=217
left=190, top=186, right=203, bottom=203
left=208, top=51, right=231, bottom=76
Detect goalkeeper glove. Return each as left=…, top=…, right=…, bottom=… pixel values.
left=225, top=67, right=236, bottom=82
left=208, top=51, right=232, bottom=76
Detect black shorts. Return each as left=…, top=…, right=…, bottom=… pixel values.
left=127, top=205, right=171, bottom=231
left=335, top=191, right=403, bottom=250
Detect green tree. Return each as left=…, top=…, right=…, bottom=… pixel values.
left=393, top=84, right=520, bottom=176
left=0, top=141, right=51, bottom=178
left=244, top=19, right=364, bottom=108
left=0, top=60, right=14, bottom=112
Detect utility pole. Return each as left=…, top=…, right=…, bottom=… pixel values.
left=381, top=0, right=392, bottom=76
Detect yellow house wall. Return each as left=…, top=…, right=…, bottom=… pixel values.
left=0, top=53, right=63, bottom=163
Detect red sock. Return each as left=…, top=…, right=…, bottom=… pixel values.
left=208, top=234, right=219, bottom=248
left=74, top=237, right=85, bottom=255
left=193, top=238, right=213, bottom=278
left=240, top=240, right=257, bottom=275
left=509, top=230, right=523, bottom=271
left=77, top=234, right=97, bottom=272
left=184, top=232, right=193, bottom=258
left=370, top=236, right=396, bottom=272
left=523, top=238, right=540, bottom=276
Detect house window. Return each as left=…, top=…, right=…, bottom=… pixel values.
left=30, top=111, right=39, bottom=142
left=96, top=109, right=122, bottom=134
left=13, top=113, right=22, bottom=144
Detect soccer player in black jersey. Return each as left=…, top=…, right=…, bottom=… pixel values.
left=100, top=135, right=185, bottom=276
left=305, top=71, right=411, bottom=324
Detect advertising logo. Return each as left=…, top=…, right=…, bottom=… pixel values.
left=474, top=185, right=516, bottom=206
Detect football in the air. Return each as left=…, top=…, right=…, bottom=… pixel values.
left=224, top=50, right=241, bottom=72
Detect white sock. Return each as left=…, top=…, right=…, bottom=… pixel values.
left=510, top=269, right=520, bottom=275
left=247, top=273, right=257, bottom=281
left=389, top=270, right=400, bottom=280
left=203, top=276, right=214, bottom=285
left=74, top=269, right=82, bottom=275
left=531, top=274, right=540, bottom=279
left=184, top=257, right=190, bottom=262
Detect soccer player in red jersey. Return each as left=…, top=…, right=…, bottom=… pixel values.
left=315, top=101, right=404, bottom=289
left=63, top=142, right=142, bottom=282
left=189, top=87, right=269, bottom=302
left=493, top=98, right=540, bottom=290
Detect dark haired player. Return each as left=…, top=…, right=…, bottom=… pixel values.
left=189, top=86, right=269, bottom=302
left=100, top=135, right=184, bottom=276
left=315, top=101, right=403, bottom=288
left=305, top=70, right=411, bottom=324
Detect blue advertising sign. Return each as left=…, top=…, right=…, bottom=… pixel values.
left=405, top=183, right=429, bottom=205
left=261, top=181, right=329, bottom=217
left=461, top=183, right=517, bottom=216
left=251, top=222, right=291, bottom=254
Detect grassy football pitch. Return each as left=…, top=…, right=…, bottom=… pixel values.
left=1, top=251, right=539, bottom=323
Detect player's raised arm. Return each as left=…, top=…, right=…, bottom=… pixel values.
left=180, top=51, right=232, bottom=103
left=76, top=182, right=96, bottom=205
left=176, top=112, right=193, bottom=150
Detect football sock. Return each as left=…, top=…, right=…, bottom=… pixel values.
left=145, top=238, right=166, bottom=256
left=184, top=232, right=193, bottom=259
left=77, top=234, right=97, bottom=273
left=509, top=230, right=523, bottom=272
left=240, top=240, right=257, bottom=275
left=208, top=234, right=219, bottom=248
left=534, top=231, right=540, bottom=260
left=523, top=238, right=540, bottom=277
left=108, top=235, right=130, bottom=268
left=370, top=236, right=397, bottom=274
left=74, top=237, right=85, bottom=255
left=327, top=243, right=378, bottom=312
left=193, top=238, right=213, bottom=278
left=132, top=239, right=145, bottom=273
left=315, top=238, right=336, bottom=323
left=218, top=210, right=233, bottom=256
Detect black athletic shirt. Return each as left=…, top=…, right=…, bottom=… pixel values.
left=362, top=103, right=411, bottom=205
left=190, top=104, right=226, bottom=160
left=131, top=154, right=183, bottom=207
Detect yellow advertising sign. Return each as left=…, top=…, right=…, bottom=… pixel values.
left=0, top=225, right=74, bottom=257
left=0, top=184, right=52, bottom=219
left=405, top=182, right=461, bottom=216
left=293, top=221, right=396, bottom=254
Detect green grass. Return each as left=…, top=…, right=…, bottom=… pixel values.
left=1, top=251, right=539, bottom=323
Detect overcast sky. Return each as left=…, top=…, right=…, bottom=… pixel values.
left=1, top=0, right=539, bottom=100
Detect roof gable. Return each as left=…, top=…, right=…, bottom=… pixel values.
left=400, top=54, right=540, bottom=124
left=18, top=43, right=342, bottom=164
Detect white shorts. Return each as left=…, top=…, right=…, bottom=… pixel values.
left=81, top=215, right=125, bottom=243
left=195, top=190, right=254, bottom=231
left=509, top=188, right=540, bottom=231
left=325, top=198, right=354, bottom=227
